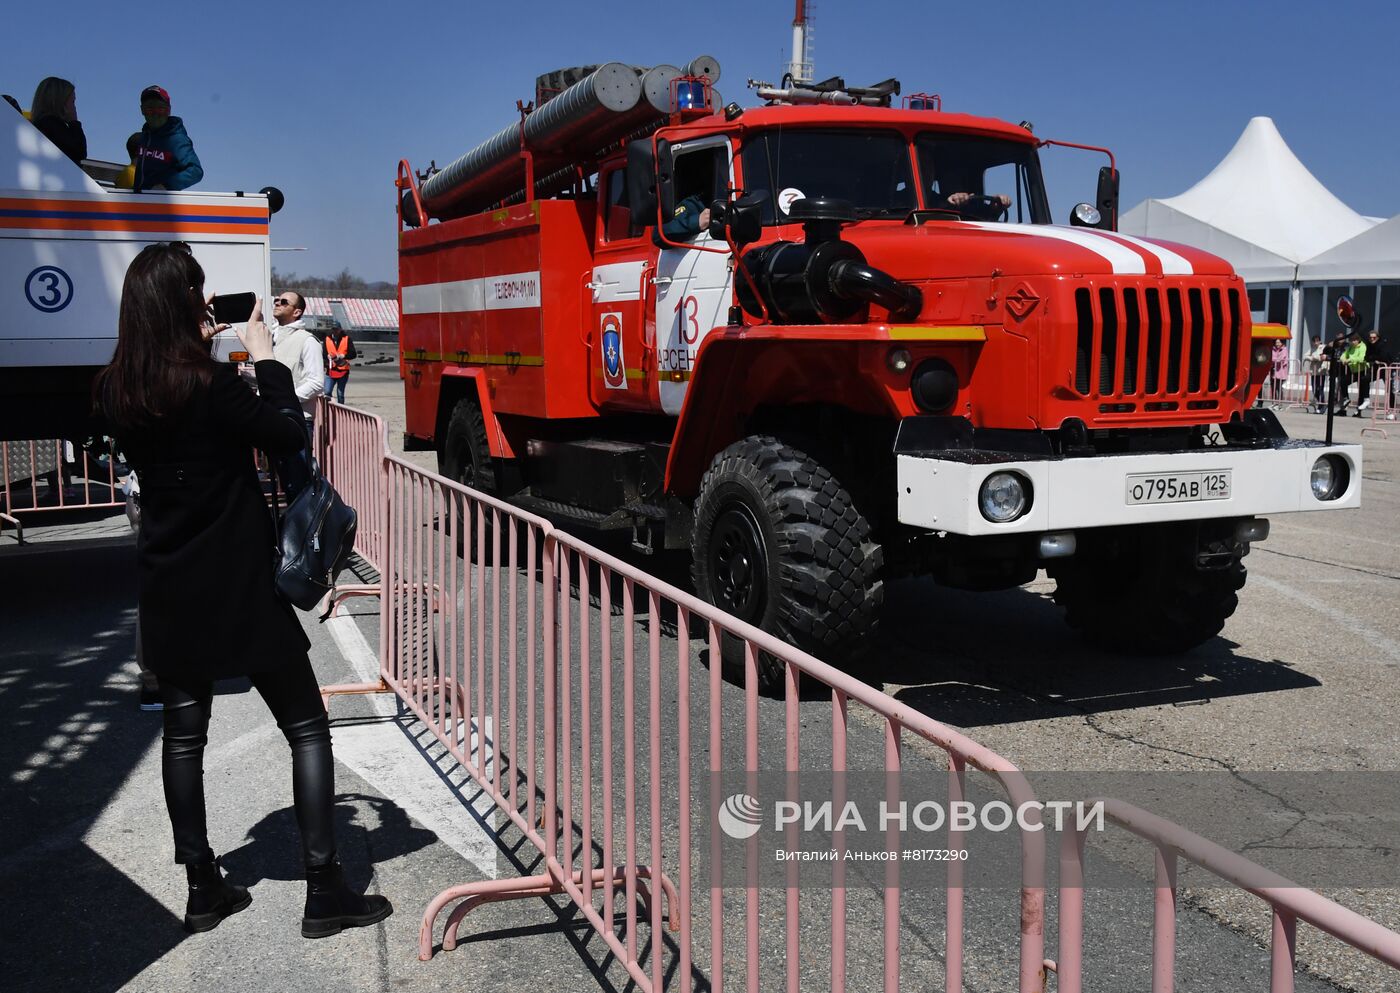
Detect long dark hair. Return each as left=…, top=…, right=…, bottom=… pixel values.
left=95, top=243, right=214, bottom=427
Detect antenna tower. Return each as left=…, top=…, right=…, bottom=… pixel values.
left=788, top=0, right=815, bottom=85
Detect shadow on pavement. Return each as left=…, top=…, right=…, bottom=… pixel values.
left=220, top=792, right=437, bottom=889
left=877, top=578, right=1321, bottom=727
left=0, top=537, right=184, bottom=993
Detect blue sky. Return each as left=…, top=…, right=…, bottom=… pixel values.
left=8, top=0, right=1397, bottom=282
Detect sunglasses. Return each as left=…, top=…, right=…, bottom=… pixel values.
left=274, top=298, right=294, bottom=306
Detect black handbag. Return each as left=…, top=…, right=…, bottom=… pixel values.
left=266, top=416, right=358, bottom=611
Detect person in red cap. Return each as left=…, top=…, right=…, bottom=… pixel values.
left=133, top=85, right=204, bottom=192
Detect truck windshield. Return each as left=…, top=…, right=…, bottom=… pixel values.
left=914, top=132, right=1050, bottom=225
left=739, top=129, right=916, bottom=223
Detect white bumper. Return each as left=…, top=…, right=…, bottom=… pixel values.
left=896, top=443, right=1362, bottom=536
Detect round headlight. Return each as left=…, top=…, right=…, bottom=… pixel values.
left=1070, top=202, right=1102, bottom=227
left=979, top=472, right=1031, bottom=523
left=1252, top=343, right=1271, bottom=365
left=887, top=347, right=912, bottom=373
left=1310, top=454, right=1348, bottom=501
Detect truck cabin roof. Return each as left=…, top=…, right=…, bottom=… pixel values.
left=660, top=104, right=1039, bottom=145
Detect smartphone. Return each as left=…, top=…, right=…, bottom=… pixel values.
left=211, top=291, right=257, bottom=325
left=210, top=330, right=249, bottom=363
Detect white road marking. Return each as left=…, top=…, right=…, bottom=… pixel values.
left=324, top=614, right=498, bottom=879
left=1251, top=574, right=1400, bottom=665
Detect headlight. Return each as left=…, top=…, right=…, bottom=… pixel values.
left=979, top=472, right=1031, bottom=523
left=1310, top=454, right=1348, bottom=501
left=1252, top=343, right=1272, bottom=365
left=1070, top=202, right=1102, bottom=227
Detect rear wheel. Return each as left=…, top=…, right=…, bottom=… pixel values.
left=440, top=397, right=497, bottom=495
left=439, top=397, right=502, bottom=561
left=1047, top=522, right=1247, bottom=654
left=690, top=436, right=884, bottom=694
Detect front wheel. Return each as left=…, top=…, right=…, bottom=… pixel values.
left=1047, top=522, right=1247, bottom=654
left=690, top=435, right=884, bottom=693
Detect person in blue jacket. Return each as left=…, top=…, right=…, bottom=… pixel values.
left=133, top=85, right=204, bottom=192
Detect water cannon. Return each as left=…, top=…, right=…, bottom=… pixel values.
left=734, top=197, right=922, bottom=324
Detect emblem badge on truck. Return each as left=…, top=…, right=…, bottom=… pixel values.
left=601, top=312, right=627, bottom=390
left=1005, top=284, right=1040, bottom=320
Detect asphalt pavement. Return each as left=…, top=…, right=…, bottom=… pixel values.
left=2, top=353, right=1395, bottom=992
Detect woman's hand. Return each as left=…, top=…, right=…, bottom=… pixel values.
left=199, top=291, right=230, bottom=341
left=236, top=298, right=275, bottom=363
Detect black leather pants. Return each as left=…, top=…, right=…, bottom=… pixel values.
left=160, top=657, right=337, bottom=868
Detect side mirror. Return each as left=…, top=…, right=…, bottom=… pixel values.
left=1095, top=166, right=1119, bottom=231
left=720, top=191, right=768, bottom=250
left=625, top=140, right=658, bottom=222
left=1336, top=294, right=1362, bottom=329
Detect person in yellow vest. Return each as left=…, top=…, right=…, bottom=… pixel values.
left=323, top=323, right=357, bottom=404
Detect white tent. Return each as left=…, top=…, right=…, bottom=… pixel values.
left=1120, top=116, right=1376, bottom=283
left=1297, top=212, right=1400, bottom=282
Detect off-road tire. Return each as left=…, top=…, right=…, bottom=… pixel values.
left=1047, top=522, right=1247, bottom=654
left=440, top=397, right=498, bottom=495
left=690, top=435, right=884, bottom=694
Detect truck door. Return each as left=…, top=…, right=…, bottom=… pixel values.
left=655, top=138, right=734, bottom=416
left=588, top=166, right=655, bottom=411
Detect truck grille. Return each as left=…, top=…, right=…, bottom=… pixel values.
left=1073, top=285, right=1242, bottom=403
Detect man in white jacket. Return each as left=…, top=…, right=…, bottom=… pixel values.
left=266, top=292, right=324, bottom=417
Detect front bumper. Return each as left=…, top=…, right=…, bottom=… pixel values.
left=896, top=440, right=1361, bottom=536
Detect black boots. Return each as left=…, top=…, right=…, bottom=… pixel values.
left=301, top=860, right=393, bottom=938
left=183, top=853, right=251, bottom=933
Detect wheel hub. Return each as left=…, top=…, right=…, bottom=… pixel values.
left=709, top=504, right=768, bottom=622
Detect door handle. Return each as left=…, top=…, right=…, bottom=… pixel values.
left=651, top=276, right=672, bottom=286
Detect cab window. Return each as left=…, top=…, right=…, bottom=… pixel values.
left=914, top=132, right=1049, bottom=224
left=739, top=129, right=915, bottom=224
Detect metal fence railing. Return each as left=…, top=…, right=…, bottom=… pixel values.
left=310, top=401, right=1400, bottom=991
left=1, top=438, right=125, bottom=543
left=1056, top=799, right=1400, bottom=992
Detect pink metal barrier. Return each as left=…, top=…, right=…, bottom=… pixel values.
left=313, top=399, right=391, bottom=612
left=1056, top=798, right=1400, bottom=992
left=311, top=400, right=1400, bottom=990
left=1362, top=363, right=1398, bottom=439
left=0, top=438, right=124, bottom=542
left=323, top=451, right=1048, bottom=991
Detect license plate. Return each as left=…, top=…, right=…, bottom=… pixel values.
left=1125, top=470, right=1232, bottom=505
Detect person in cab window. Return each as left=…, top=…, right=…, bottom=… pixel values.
left=30, top=76, right=87, bottom=166
left=133, top=85, right=204, bottom=192
left=655, top=153, right=715, bottom=246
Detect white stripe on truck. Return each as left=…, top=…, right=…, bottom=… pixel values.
left=401, top=270, right=541, bottom=315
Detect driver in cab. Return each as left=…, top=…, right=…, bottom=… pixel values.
left=926, top=166, right=1011, bottom=221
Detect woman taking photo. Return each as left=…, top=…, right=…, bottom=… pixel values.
left=95, top=243, right=391, bottom=937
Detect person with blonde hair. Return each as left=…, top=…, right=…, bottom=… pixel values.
left=30, top=76, right=87, bottom=165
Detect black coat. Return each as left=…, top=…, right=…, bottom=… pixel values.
left=109, top=361, right=310, bottom=680
left=33, top=115, right=87, bottom=166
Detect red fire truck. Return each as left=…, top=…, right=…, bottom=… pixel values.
left=397, top=63, right=1361, bottom=688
